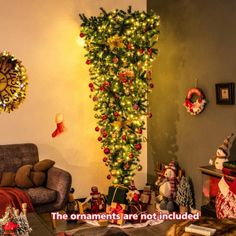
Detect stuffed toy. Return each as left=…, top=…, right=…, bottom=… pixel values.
left=65, top=188, right=78, bottom=223
left=155, top=160, right=178, bottom=212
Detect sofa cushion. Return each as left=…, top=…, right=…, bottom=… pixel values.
left=15, top=164, right=34, bottom=188
left=25, top=187, right=57, bottom=205
left=33, top=159, right=55, bottom=172
left=30, top=171, right=46, bottom=187
left=0, top=172, right=16, bottom=187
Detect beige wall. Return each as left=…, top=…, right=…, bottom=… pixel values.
left=148, top=0, right=236, bottom=209
left=0, top=0, right=147, bottom=198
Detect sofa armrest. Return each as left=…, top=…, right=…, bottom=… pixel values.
left=46, top=167, right=72, bottom=211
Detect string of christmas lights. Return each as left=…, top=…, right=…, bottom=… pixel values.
left=80, top=7, right=160, bottom=185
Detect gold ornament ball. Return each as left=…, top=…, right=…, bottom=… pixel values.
left=113, top=179, right=119, bottom=184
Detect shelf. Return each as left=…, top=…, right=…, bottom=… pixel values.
left=199, top=165, right=235, bottom=180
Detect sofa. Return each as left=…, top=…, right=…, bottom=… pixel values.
left=0, top=143, right=72, bottom=214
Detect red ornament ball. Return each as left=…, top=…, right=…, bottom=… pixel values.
left=102, top=115, right=108, bottom=120
left=93, top=96, right=98, bottom=102
left=88, top=82, right=94, bottom=88
left=138, top=49, right=144, bottom=54
left=127, top=43, right=133, bottom=50
left=80, top=32, right=85, bottom=38
left=86, top=59, right=91, bottom=65
left=102, top=132, right=108, bottom=138
left=104, top=147, right=110, bottom=154
left=148, top=112, right=152, bottom=118
left=133, top=104, right=139, bottom=110
left=99, top=86, right=105, bottom=91
left=148, top=48, right=153, bottom=55
left=113, top=57, right=119, bottom=63
left=137, top=129, right=143, bottom=134
left=137, top=165, right=143, bottom=171
left=103, top=81, right=110, bottom=87
left=98, top=136, right=102, bottom=141
left=107, top=174, right=111, bottom=180
left=122, top=135, right=127, bottom=141
left=135, top=143, right=142, bottom=151
left=95, top=126, right=100, bottom=132
left=129, top=153, right=134, bottom=159
left=103, top=157, right=108, bottom=162
left=114, top=111, right=119, bottom=117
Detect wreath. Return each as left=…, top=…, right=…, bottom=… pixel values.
left=0, top=51, right=28, bottom=113
left=184, top=88, right=207, bottom=115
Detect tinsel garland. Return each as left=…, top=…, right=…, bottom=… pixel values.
left=80, top=7, right=159, bottom=185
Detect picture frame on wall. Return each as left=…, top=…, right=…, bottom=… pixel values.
left=215, top=83, right=235, bottom=105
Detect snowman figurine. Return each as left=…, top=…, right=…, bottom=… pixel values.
left=212, top=133, right=234, bottom=170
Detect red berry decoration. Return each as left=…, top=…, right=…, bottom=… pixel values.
left=150, top=83, right=154, bottom=88
left=86, top=59, right=91, bottom=65
left=102, top=132, right=108, bottom=138
left=135, top=143, right=142, bottom=151
left=107, top=174, right=111, bottom=180
left=104, top=147, right=110, bottom=154
left=122, top=135, right=127, bottom=141
left=98, top=136, right=102, bottom=141
left=114, top=111, right=119, bottom=117
left=80, top=32, right=85, bottom=38
left=103, top=157, right=108, bottom=162
left=89, top=82, right=94, bottom=88
left=95, top=126, right=100, bottom=132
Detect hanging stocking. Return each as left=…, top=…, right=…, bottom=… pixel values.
left=52, top=113, right=65, bottom=138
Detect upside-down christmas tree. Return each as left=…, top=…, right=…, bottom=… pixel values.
left=80, top=7, right=159, bottom=185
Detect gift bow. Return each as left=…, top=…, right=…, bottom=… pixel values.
left=110, top=203, right=124, bottom=215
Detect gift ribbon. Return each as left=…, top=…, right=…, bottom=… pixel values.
left=111, top=184, right=129, bottom=203
left=110, top=203, right=124, bottom=224
left=131, top=204, right=147, bottom=223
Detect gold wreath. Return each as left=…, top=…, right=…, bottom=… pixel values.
left=0, top=51, right=28, bottom=113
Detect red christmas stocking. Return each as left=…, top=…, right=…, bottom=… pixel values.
left=52, top=122, right=64, bottom=138
left=52, top=113, right=65, bottom=138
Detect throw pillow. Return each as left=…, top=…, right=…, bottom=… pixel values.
left=15, top=165, right=34, bottom=188
left=0, top=172, right=16, bottom=187
left=30, top=171, right=46, bottom=187
left=33, top=159, right=55, bottom=172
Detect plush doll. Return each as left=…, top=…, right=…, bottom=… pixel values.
left=65, top=188, right=78, bottom=223
left=90, top=186, right=106, bottom=214
left=156, top=160, right=178, bottom=212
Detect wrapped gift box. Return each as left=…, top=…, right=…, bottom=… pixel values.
left=108, top=202, right=127, bottom=225
left=107, top=185, right=128, bottom=205
left=129, top=203, right=148, bottom=224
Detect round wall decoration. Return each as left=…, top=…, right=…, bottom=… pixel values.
left=0, top=51, right=28, bottom=113
left=184, top=88, right=207, bottom=115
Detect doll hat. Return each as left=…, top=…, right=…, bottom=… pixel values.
left=217, top=133, right=234, bottom=156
